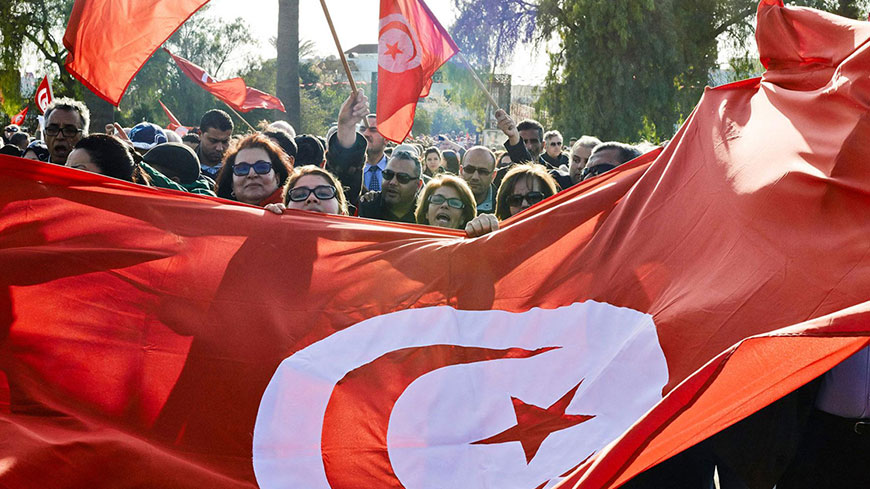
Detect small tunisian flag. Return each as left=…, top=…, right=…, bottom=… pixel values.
left=376, top=0, right=458, bottom=142
left=9, top=106, right=27, bottom=126
left=63, top=0, right=209, bottom=105
left=1, top=3, right=870, bottom=488
left=166, top=49, right=286, bottom=113
left=159, top=100, right=191, bottom=134
left=34, top=76, right=53, bottom=114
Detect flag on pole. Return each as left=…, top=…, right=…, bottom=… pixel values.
left=2, top=2, right=870, bottom=489
left=159, top=100, right=190, bottom=135
left=34, top=76, right=53, bottom=114
left=9, top=106, right=28, bottom=126
left=376, top=0, right=458, bottom=142
left=63, top=0, right=209, bottom=106
left=166, top=49, right=286, bottom=113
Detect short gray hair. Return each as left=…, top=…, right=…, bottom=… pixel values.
left=45, top=97, right=91, bottom=135
left=389, top=150, right=422, bottom=178
left=543, top=130, right=563, bottom=142
left=572, top=135, right=602, bottom=153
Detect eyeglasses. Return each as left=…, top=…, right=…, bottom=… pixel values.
left=232, top=160, right=273, bottom=176
left=4, top=128, right=17, bottom=133
left=44, top=125, right=82, bottom=137
left=461, top=165, right=492, bottom=176
left=580, top=164, right=616, bottom=180
left=549, top=141, right=563, bottom=147
left=287, top=185, right=337, bottom=202
left=506, top=191, right=546, bottom=207
left=429, top=194, right=465, bottom=209
left=382, top=169, right=418, bottom=184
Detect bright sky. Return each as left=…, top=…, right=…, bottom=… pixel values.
left=207, top=0, right=551, bottom=85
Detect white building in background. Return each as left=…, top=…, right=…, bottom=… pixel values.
left=344, top=44, right=448, bottom=100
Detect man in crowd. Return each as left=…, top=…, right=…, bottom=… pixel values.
left=44, top=98, right=89, bottom=165
left=3, top=124, right=19, bottom=145
left=460, top=146, right=497, bottom=213
left=541, top=130, right=568, bottom=168
left=197, top=109, right=233, bottom=179
left=359, top=150, right=422, bottom=223
left=10, top=132, right=30, bottom=152
left=581, top=142, right=642, bottom=180
left=568, top=136, right=603, bottom=185
left=517, top=119, right=545, bottom=164
left=494, top=109, right=572, bottom=189
left=362, top=114, right=388, bottom=192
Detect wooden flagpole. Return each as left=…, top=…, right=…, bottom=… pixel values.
left=318, top=0, right=370, bottom=128
left=220, top=100, right=257, bottom=132
left=457, top=52, right=501, bottom=111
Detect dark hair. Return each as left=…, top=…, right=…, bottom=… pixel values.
left=199, top=109, right=233, bottom=133
left=73, top=134, right=139, bottom=182
left=389, top=150, right=422, bottom=177
left=10, top=132, right=29, bottom=147
left=516, top=119, right=544, bottom=141
left=0, top=145, right=22, bottom=157
left=263, top=129, right=298, bottom=160
left=294, top=134, right=324, bottom=166
left=282, top=165, right=349, bottom=215
left=181, top=133, right=201, bottom=145
left=590, top=141, right=642, bottom=165
left=495, top=163, right=559, bottom=220
left=441, top=149, right=460, bottom=175
left=415, top=174, right=477, bottom=228
left=45, top=98, right=90, bottom=135
left=24, top=140, right=50, bottom=161
left=215, top=133, right=293, bottom=201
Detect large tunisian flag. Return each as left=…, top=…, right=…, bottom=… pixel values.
left=376, top=0, right=458, bottom=142
left=63, top=0, right=210, bottom=106
left=166, top=49, right=286, bottom=113
left=2, top=2, right=870, bottom=488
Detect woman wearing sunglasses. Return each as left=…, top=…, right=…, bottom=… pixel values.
left=215, top=133, right=293, bottom=206
left=494, top=163, right=559, bottom=220
left=415, top=175, right=477, bottom=230
left=265, top=165, right=348, bottom=216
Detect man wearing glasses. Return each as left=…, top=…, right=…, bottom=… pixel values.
left=459, top=146, right=497, bottom=213
left=43, top=98, right=89, bottom=165
left=541, top=130, right=568, bottom=169
left=358, top=150, right=422, bottom=223
left=581, top=142, right=642, bottom=182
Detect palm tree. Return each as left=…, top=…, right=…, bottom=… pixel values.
left=276, top=0, right=301, bottom=130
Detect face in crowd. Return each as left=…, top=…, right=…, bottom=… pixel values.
left=65, top=147, right=101, bottom=174
left=569, top=144, right=593, bottom=184
left=382, top=155, right=421, bottom=208
left=519, top=128, right=543, bottom=159
left=200, top=127, right=232, bottom=166
left=582, top=148, right=622, bottom=181
left=545, top=135, right=563, bottom=159
left=231, top=146, right=280, bottom=205
left=45, top=109, right=85, bottom=164
left=460, top=147, right=496, bottom=203
left=507, top=175, right=546, bottom=216
left=425, top=184, right=468, bottom=229
left=285, top=173, right=341, bottom=215
left=424, top=150, right=442, bottom=175
left=363, top=116, right=386, bottom=161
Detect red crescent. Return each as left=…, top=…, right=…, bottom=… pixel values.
left=322, top=344, right=558, bottom=489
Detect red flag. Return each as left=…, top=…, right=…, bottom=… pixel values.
left=166, top=49, right=286, bottom=113
left=63, top=0, right=209, bottom=106
left=159, top=100, right=191, bottom=134
left=2, top=3, right=870, bottom=488
left=34, top=76, right=53, bottom=114
left=376, top=0, right=458, bottom=142
left=9, top=106, right=27, bottom=126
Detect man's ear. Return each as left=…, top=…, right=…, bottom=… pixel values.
left=288, top=155, right=296, bottom=167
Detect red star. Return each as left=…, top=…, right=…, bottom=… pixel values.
left=472, top=380, right=595, bottom=464
left=384, top=42, right=403, bottom=60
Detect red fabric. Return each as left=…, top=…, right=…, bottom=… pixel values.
left=160, top=100, right=184, bottom=131
left=376, top=0, right=458, bottom=142
left=34, top=76, right=53, bottom=114
left=2, top=3, right=870, bottom=487
left=166, top=49, right=286, bottom=113
left=10, top=107, right=27, bottom=126
left=63, top=0, right=209, bottom=106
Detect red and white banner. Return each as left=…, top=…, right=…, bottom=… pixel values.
left=34, top=76, right=53, bottom=114
left=9, top=106, right=27, bottom=126
left=159, top=100, right=191, bottom=135
left=376, top=0, right=457, bottom=142
left=1, top=2, right=870, bottom=488
left=166, top=49, right=286, bottom=113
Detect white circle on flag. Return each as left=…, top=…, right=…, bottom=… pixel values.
left=37, top=88, right=50, bottom=113
left=252, top=302, right=668, bottom=489
left=378, top=13, right=422, bottom=73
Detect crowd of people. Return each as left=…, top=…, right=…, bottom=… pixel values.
left=0, top=91, right=649, bottom=238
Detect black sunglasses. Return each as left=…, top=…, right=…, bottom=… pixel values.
left=44, top=125, right=82, bottom=137
left=382, top=169, right=418, bottom=184
left=461, top=165, right=492, bottom=176
left=549, top=141, right=562, bottom=146
left=429, top=194, right=465, bottom=209
left=507, top=191, right=545, bottom=207
left=232, top=160, right=273, bottom=176
left=288, top=185, right=337, bottom=202
left=581, top=164, right=616, bottom=180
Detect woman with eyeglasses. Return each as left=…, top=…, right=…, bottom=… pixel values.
left=265, top=165, right=348, bottom=216
left=415, top=175, right=477, bottom=230
left=215, top=133, right=293, bottom=206
left=494, top=163, right=559, bottom=220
